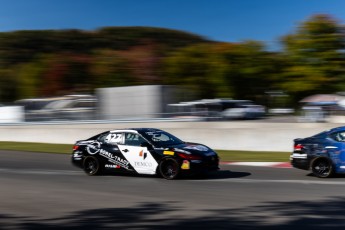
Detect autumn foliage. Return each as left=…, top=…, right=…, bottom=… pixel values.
left=0, top=15, right=345, bottom=108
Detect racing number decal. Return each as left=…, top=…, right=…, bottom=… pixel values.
left=118, top=145, right=158, bottom=175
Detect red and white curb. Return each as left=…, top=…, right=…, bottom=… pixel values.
left=221, top=162, right=292, bottom=168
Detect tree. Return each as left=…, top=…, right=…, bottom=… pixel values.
left=219, top=41, right=281, bottom=102
left=90, top=49, right=134, bottom=88
left=280, top=14, right=345, bottom=102
left=15, top=61, right=44, bottom=99
left=162, top=43, right=228, bottom=99
left=0, top=68, right=17, bottom=102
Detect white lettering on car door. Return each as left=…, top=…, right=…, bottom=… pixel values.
left=118, top=145, right=158, bottom=175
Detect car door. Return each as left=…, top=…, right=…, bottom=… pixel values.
left=98, top=132, right=132, bottom=171
left=117, top=132, right=159, bottom=175
left=327, top=131, right=345, bottom=170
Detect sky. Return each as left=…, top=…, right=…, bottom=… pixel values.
left=0, top=0, right=345, bottom=49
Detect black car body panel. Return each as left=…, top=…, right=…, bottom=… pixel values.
left=72, top=128, right=219, bottom=179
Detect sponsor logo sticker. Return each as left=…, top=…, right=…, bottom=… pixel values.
left=163, top=151, right=174, bottom=156
left=86, top=142, right=130, bottom=169
left=105, top=164, right=121, bottom=169
left=139, top=150, right=147, bottom=160
left=181, top=160, right=190, bottom=170
left=134, top=162, right=153, bottom=167
left=86, top=142, right=101, bottom=155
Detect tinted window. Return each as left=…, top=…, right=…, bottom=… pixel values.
left=142, top=130, right=184, bottom=147
left=330, top=132, right=345, bottom=142
left=124, top=133, right=146, bottom=146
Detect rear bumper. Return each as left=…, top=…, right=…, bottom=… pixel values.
left=290, top=153, right=309, bottom=170
left=71, top=154, right=84, bottom=169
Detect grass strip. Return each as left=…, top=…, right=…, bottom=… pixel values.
left=0, top=142, right=290, bottom=162
left=216, top=150, right=290, bottom=162
left=0, top=142, right=72, bottom=154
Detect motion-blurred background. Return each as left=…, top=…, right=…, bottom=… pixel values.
left=1, top=1, right=345, bottom=123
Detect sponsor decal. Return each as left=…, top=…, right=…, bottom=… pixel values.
left=86, top=141, right=130, bottom=169
left=184, top=145, right=209, bottom=152
left=105, top=133, right=123, bottom=144
left=163, top=150, right=174, bottom=156
left=105, top=164, right=121, bottom=169
left=100, top=150, right=129, bottom=169
left=139, top=150, right=147, bottom=160
left=86, top=142, right=101, bottom=155
left=181, top=160, right=190, bottom=170
left=134, top=162, right=153, bottom=167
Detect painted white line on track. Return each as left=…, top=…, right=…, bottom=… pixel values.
left=221, top=162, right=292, bottom=168
left=205, top=178, right=345, bottom=185
left=0, top=168, right=82, bottom=175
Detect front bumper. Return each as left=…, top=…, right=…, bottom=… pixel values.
left=183, top=157, right=219, bottom=175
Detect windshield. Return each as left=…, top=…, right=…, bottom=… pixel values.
left=142, top=130, right=184, bottom=147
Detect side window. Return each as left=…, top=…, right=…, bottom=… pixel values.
left=104, top=133, right=124, bottom=145
left=97, top=133, right=109, bottom=143
left=124, top=133, right=145, bottom=146
left=331, top=132, right=345, bottom=142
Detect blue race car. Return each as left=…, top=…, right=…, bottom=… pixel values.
left=291, top=126, right=345, bottom=178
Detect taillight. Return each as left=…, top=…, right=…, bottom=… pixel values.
left=73, top=145, right=79, bottom=151
left=177, top=152, right=202, bottom=160
left=294, top=144, right=303, bottom=151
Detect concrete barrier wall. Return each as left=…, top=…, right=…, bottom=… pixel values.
left=0, top=121, right=342, bottom=152
left=0, top=106, right=24, bottom=123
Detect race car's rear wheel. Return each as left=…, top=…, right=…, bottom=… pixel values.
left=159, top=158, right=180, bottom=180
left=83, top=156, right=101, bottom=176
left=311, top=158, right=334, bottom=178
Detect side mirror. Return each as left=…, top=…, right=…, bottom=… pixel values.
left=140, top=142, right=153, bottom=150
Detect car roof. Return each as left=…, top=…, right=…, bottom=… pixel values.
left=329, top=126, right=345, bottom=132
left=109, top=128, right=163, bottom=134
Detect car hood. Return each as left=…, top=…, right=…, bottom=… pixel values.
left=165, top=142, right=217, bottom=156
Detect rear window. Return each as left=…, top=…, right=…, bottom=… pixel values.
left=311, top=131, right=328, bottom=139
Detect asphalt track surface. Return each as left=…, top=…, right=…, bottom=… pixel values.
left=1, top=150, right=345, bottom=229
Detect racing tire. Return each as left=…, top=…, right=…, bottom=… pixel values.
left=159, top=158, right=180, bottom=180
left=311, top=158, right=334, bottom=178
left=83, top=156, right=102, bottom=176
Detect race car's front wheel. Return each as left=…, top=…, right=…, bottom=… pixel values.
left=159, top=158, right=180, bottom=180
left=83, top=156, right=101, bottom=176
left=311, top=158, right=334, bottom=178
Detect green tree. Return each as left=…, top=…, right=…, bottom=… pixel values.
left=90, top=49, right=134, bottom=88
left=162, top=43, right=228, bottom=99
left=280, top=14, right=345, bottom=102
left=0, top=68, right=17, bottom=102
left=219, top=41, right=281, bottom=102
left=15, top=61, right=44, bottom=99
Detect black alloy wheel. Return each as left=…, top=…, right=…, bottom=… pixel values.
left=312, top=158, right=334, bottom=178
left=159, top=158, right=180, bottom=180
left=83, top=156, right=101, bottom=176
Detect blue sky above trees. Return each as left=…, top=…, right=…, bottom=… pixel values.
left=0, top=0, right=345, bottom=49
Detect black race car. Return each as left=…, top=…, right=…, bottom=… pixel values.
left=72, top=128, right=219, bottom=179
left=291, top=126, right=345, bottom=178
